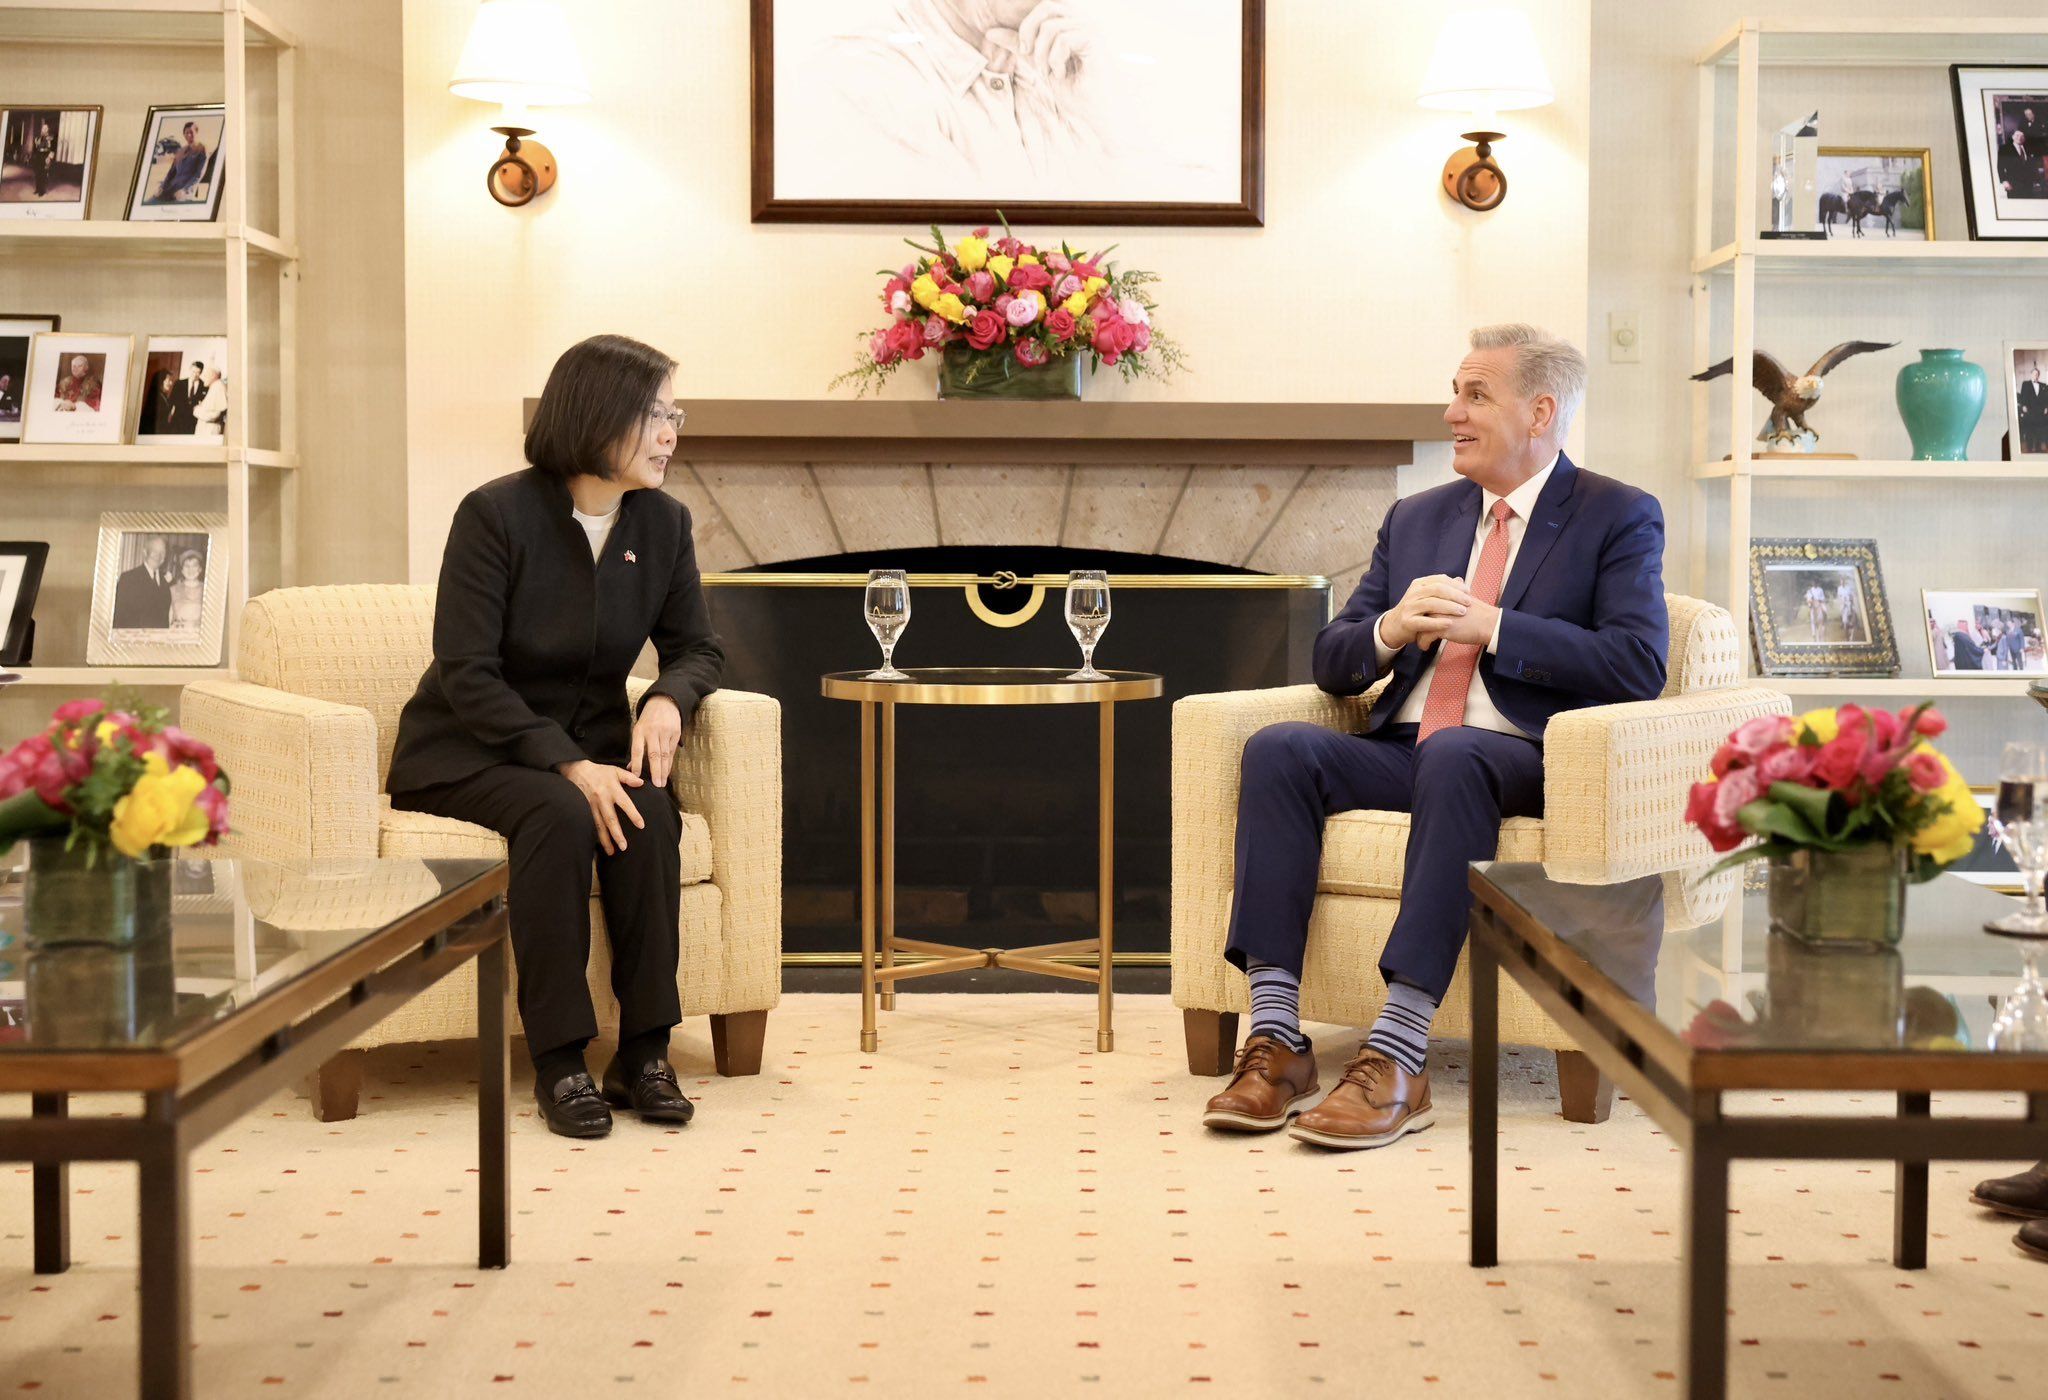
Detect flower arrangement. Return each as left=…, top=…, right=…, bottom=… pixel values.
left=0, top=695, right=230, bottom=863
left=1684, top=703, right=1980, bottom=878
left=830, top=218, right=1186, bottom=396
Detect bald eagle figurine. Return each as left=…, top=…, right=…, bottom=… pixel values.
left=1691, top=341, right=1896, bottom=451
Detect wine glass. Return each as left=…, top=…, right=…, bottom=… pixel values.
left=1985, top=741, right=2048, bottom=1051
left=864, top=569, right=910, bottom=681
left=1065, top=570, right=1111, bottom=681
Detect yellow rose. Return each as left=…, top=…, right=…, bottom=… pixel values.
left=954, top=236, right=989, bottom=272
left=987, top=253, right=1016, bottom=283
left=932, top=293, right=969, bottom=325
left=1017, top=253, right=1040, bottom=266
left=1082, top=276, right=1108, bottom=297
left=911, top=274, right=941, bottom=310
left=109, top=753, right=210, bottom=859
left=1911, top=769, right=1982, bottom=865
left=1061, top=291, right=1092, bottom=318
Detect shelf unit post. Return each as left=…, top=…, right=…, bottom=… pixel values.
left=277, top=29, right=299, bottom=588
left=1724, top=23, right=1762, bottom=650
left=222, top=0, right=252, bottom=669
left=1687, top=58, right=1717, bottom=601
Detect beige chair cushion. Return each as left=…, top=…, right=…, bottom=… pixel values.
left=375, top=796, right=716, bottom=886
left=1317, top=811, right=1545, bottom=898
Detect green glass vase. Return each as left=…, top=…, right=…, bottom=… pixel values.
left=1894, top=348, right=1985, bottom=461
left=21, top=836, right=174, bottom=950
left=1766, top=843, right=1908, bottom=949
left=936, top=344, right=1082, bottom=400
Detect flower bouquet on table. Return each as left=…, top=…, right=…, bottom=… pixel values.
left=830, top=218, right=1186, bottom=400
left=1685, top=704, right=1980, bottom=946
left=0, top=695, right=230, bottom=947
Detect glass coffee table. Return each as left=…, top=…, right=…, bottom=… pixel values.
left=0, top=855, right=508, bottom=1400
left=1466, top=861, right=2048, bottom=1400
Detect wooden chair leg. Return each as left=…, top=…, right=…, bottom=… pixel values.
left=304, top=1050, right=365, bottom=1122
left=1556, top=1049, right=1614, bottom=1124
left=1183, top=1009, right=1240, bottom=1076
left=711, top=1010, right=768, bottom=1076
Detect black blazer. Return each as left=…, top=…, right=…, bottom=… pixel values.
left=385, top=467, right=724, bottom=793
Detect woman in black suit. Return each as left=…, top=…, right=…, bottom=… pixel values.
left=386, top=334, right=723, bottom=1139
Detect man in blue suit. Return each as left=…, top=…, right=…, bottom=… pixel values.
left=1201, top=324, right=1669, bottom=1150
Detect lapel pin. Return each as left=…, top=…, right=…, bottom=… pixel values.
left=624, top=550, right=637, bottom=564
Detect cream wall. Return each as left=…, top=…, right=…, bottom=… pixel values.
left=400, top=0, right=1591, bottom=581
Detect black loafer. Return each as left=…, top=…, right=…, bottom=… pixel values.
left=535, top=1070, right=612, bottom=1139
left=601, top=1057, right=695, bottom=1124
left=1971, top=1163, right=2048, bottom=1219
left=2018, top=1218, right=2048, bottom=1262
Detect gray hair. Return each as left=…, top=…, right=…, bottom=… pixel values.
left=1469, top=323, right=1587, bottom=437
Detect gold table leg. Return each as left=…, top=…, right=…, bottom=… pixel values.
left=1098, top=699, right=1115, bottom=1053
left=880, top=701, right=897, bottom=1012
left=859, top=701, right=878, bottom=1053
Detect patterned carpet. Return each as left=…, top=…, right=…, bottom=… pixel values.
left=3, top=993, right=2044, bottom=1398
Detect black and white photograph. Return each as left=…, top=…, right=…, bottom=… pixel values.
left=86, top=511, right=227, bottom=666
left=753, top=0, right=1263, bottom=224
left=1951, top=65, right=2048, bottom=240
left=1748, top=537, right=1900, bottom=676
left=1924, top=588, right=2048, bottom=676
left=135, top=335, right=228, bottom=443
left=0, top=106, right=100, bottom=219
left=0, top=313, right=59, bottom=442
left=124, top=104, right=226, bottom=223
left=1816, top=147, right=1932, bottom=239
left=2006, top=341, right=2048, bottom=459
left=19, top=332, right=133, bottom=446
left=0, top=541, right=48, bottom=667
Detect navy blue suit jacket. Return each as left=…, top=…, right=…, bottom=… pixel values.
left=1312, top=454, right=1669, bottom=740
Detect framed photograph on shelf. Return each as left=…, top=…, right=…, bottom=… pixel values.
left=1816, top=146, right=1933, bottom=240
left=124, top=104, right=226, bottom=223
left=1952, top=789, right=2023, bottom=893
left=0, top=105, right=101, bottom=220
left=0, top=313, right=59, bottom=442
left=1748, top=537, right=1900, bottom=677
left=2005, top=341, right=2048, bottom=460
left=1950, top=66, right=2048, bottom=241
left=19, top=332, right=133, bottom=446
left=86, top=512, right=227, bottom=667
left=0, top=541, right=48, bottom=666
left=1923, top=588, right=2047, bottom=677
left=750, top=0, right=1265, bottom=225
left=135, top=335, right=228, bottom=444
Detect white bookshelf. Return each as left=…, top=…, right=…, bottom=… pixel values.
left=1688, top=19, right=2048, bottom=704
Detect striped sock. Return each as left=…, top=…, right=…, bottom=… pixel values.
left=1246, top=958, right=1311, bottom=1054
left=1365, top=979, right=1439, bottom=1076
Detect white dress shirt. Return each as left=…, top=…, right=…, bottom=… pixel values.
left=1371, top=455, right=1559, bottom=739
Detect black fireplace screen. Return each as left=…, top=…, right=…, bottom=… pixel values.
left=702, top=547, right=1328, bottom=959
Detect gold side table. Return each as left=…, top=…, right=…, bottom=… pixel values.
left=820, top=667, right=1165, bottom=1053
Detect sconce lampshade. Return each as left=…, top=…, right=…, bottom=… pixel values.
left=1417, top=8, right=1554, bottom=121
left=449, top=0, right=591, bottom=109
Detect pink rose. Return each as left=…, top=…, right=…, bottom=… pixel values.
left=160, top=726, right=220, bottom=783
left=1132, top=324, right=1152, bottom=353
left=1046, top=308, right=1077, bottom=342
left=966, top=270, right=996, bottom=302
left=921, top=315, right=950, bottom=346
left=1812, top=729, right=1868, bottom=793
left=1045, top=252, right=1072, bottom=273
left=994, top=293, right=1015, bottom=314
left=1054, top=273, right=1084, bottom=301
left=1092, top=318, right=1137, bottom=357
left=995, top=237, right=1027, bottom=258
left=52, top=698, right=106, bottom=726
left=1006, top=263, right=1053, bottom=293
left=1913, top=709, right=1948, bottom=737
left=1686, top=776, right=1743, bottom=852
left=1014, top=337, right=1050, bottom=368
left=884, top=320, right=925, bottom=363
left=194, top=783, right=230, bottom=840
left=1713, top=714, right=1795, bottom=777
left=870, top=331, right=895, bottom=366
left=1755, top=745, right=1815, bottom=786
left=1904, top=750, right=1946, bottom=793
left=966, top=309, right=1007, bottom=352
left=972, top=226, right=990, bottom=239
left=1005, top=295, right=1041, bottom=328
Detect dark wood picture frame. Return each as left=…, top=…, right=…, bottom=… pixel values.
left=0, top=540, right=50, bottom=666
left=1950, top=63, right=2048, bottom=242
left=123, top=102, right=227, bottom=224
left=749, top=0, right=1265, bottom=226
left=0, top=311, right=61, bottom=443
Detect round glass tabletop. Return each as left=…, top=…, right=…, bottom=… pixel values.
left=820, top=667, right=1164, bottom=705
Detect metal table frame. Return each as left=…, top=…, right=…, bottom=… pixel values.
left=822, top=668, right=1163, bottom=1053
left=1467, top=870, right=2048, bottom=1400
left=1, top=870, right=510, bottom=1400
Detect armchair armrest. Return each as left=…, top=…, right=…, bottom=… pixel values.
left=1170, top=682, right=1381, bottom=1009
left=670, top=688, right=782, bottom=1012
left=179, top=680, right=380, bottom=862
left=1542, top=684, right=1791, bottom=882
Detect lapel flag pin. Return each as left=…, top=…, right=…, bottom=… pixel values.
left=624, top=550, right=638, bottom=564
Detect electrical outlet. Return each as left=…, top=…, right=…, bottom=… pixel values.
left=1608, top=312, right=1640, bottom=364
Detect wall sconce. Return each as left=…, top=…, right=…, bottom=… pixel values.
left=449, top=0, right=590, bottom=208
left=1417, top=8, right=1554, bottom=212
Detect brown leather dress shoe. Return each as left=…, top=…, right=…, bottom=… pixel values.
left=1201, top=1035, right=1320, bottom=1132
left=1971, top=1162, right=2048, bottom=1219
left=1288, top=1048, right=1433, bottom=1150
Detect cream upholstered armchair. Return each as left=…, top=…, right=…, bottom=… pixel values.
left=179, top=584, right=781, bottom=1120
left=1171, top=593, right=1788, bottom=1121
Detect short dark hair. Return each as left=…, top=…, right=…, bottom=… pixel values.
left=525, top=334, right=677, bottom=482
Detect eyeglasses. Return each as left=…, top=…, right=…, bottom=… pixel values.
left=646, top=406, right=687, bottom=432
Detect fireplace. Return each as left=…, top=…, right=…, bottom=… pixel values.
left=705, top=548, right=1328, bottom=958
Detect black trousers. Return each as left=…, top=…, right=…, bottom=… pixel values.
left=392, top=764, right=682, bottom=1061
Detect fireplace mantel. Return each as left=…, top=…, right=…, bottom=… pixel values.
left=522, top=397, right=1448, bottom=465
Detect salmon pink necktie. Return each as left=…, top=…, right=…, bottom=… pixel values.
left=1418, top=499, right=1513, bottom=743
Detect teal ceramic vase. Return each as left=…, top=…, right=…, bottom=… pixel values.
left=1894, top=349, right=1985, bottom=461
